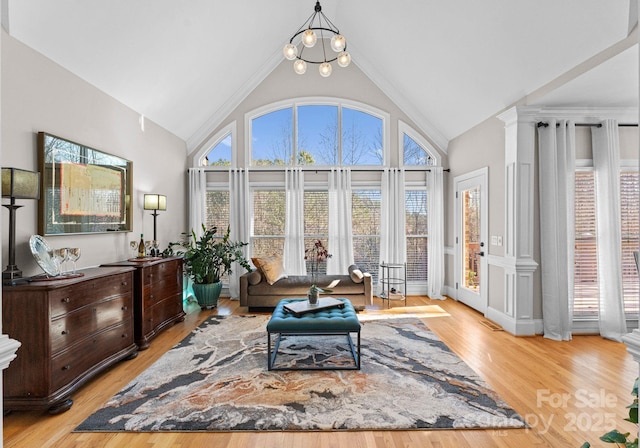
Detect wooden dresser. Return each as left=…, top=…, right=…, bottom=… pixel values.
left=102, top=257, right=185, bottom=350
left=2, top=266, right=138, bottom=414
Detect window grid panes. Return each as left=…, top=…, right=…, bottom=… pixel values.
left=405, top=189, right=428, bottom=282
left=352, top=189, right=381, bottom=283
left=251, top=190, right=286, bottom=257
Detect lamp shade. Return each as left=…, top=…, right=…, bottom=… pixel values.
left=143, top=194, right=167, bottom=211
left=1, top=168, right=40, bottom=200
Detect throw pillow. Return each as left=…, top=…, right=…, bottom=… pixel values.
left=253, top=255, right=288, bottom=285
left=348, top=264, right=364, bottom=283
left=247, top=270, right=262, bottom=285
left=251, top=257, right=265, bottom=274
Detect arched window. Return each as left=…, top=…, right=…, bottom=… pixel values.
left=399, top=121, right=440, bottom=166
left=247, top=99, right=388, bottom=167
left=194, top=122, right=235, bottom=167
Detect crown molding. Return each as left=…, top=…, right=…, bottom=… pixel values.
left=498, top=106, right=638, bottom=125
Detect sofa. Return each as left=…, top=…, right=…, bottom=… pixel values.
left=239, top=263, right=373, bottom=310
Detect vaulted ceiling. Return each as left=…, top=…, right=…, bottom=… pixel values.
left=4, top=0, right=638, bottom=152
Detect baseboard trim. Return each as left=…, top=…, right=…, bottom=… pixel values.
left=443, top=284, right=457, bottom=300
left=486, top=306, right=542, bottom=336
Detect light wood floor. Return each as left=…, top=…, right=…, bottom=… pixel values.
left=3, top=296, right=638, bottom=448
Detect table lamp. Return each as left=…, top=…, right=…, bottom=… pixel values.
left=2, top=168, right=40, bottom=282
left=143, top=194, right=166, bottom=242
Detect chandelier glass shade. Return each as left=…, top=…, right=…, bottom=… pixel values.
left=283, top=1, right=351, bottom=77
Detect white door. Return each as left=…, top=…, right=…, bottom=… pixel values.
left=454, top=168, right=488, bottom=314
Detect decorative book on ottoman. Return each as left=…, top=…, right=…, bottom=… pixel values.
left=282, top=297, right=345, bottom=317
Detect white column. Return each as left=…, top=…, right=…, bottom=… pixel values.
left=497, top=107, right=538, bottom=335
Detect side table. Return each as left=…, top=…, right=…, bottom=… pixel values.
left=379, top=262, right=407, bottom=308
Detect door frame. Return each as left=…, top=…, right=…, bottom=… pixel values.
left=454, top=167, right=488, bottom=314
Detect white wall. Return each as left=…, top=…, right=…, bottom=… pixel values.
left=1, top=31, right=188, bottom=276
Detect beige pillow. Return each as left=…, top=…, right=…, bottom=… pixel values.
left=348, top=264, right=364, bottom=283
left=253, top=255, right=287, bottom=285
left=247, top=270, right=262, bottom=285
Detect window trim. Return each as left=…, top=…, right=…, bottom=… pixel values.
left=245, top=97, right=390, bottom=168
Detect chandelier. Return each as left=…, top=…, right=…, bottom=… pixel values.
left=283, top=1, right=351, bottom=77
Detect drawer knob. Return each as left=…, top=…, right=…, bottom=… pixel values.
left=122, top=306, right=128, bottom=311
left=62, top=365, right=71, bottom=370
left=62, top=298, right=70, bottom=303
left=61, top=330, right=69, bottom=335
left=122, top=281, right=128, bottom=286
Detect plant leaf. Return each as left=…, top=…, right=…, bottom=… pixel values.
left=627, top=402, right=638, bottom=424
left=600, top=430, right=630, bottom=443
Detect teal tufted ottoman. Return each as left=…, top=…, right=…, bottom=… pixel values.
left=267, top=298, right=361, bottom=370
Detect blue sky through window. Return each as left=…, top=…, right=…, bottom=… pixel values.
left=251, top=104, right=383, bottom=166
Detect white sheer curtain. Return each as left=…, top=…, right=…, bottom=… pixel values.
left=537, top=119, right=575, bottom=341
left=188, top=168, right=207, bottom=239
left=228, top=169, right=250, bottom=299
left=379, top=168, right=406, bottom=289
left=592, top=119, right=627, bottom=342
left=327, top=168, right=354, bottom=274
left=427, top=167, right=445, bottom=299
left=283, top=168, right=306, bottom=275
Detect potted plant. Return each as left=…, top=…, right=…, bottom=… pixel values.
left=304, top=239, right=333, bottom=305
left=182, top=225, right=251, bottom=309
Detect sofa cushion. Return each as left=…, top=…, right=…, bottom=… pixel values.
left=247, top=269, right=262, bottom=285
left=248, top=274, right=364, bottom=296
left=348, top=264, right=364, bottom=283
left=252, top=255, right=288, bottom=285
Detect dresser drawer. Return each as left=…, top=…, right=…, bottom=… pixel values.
left=50, top=320, right=133, bottom=392
left=49, top=273, right=132, bottom=318
left=50, top=294, right=132, bottom=353
left=143, top=276, right=182, bottom=307
left=142, top=293, right=183, bottom=333
left=143, top=260, right=182, bottom=287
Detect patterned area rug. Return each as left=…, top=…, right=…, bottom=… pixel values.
left=76, top=315, right=525, bottom=432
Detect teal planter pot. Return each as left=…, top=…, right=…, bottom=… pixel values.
left=192, top=282, right=222, bottom=310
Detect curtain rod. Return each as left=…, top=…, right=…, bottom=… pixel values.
left=536, top=122, right=638, bottom=128
left=199, top=167, right=450, bottom=173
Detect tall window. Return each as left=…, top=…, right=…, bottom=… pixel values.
left=251, top=190, right=286, bottom=257
left=352, top=189, right=381, bottom=282
left=405, top=189, right=428, bottom=282
left=620, top=171, right=640, bottom=315
left=573, top=169, right=640, bottom=320
left=304, top=191, right=329, bottom=274
left=204, top=190, right=230, bottom=281
left=250, top=101, right=384, bottom=167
